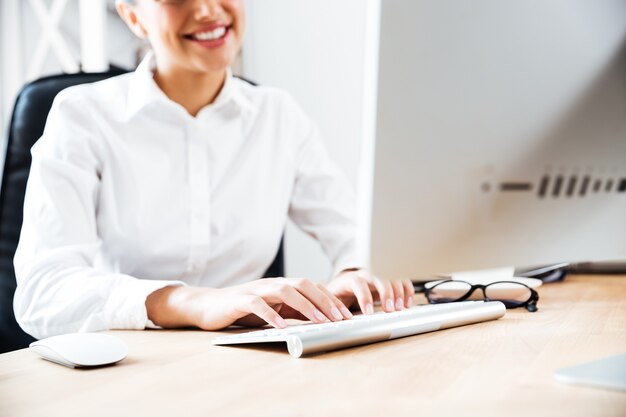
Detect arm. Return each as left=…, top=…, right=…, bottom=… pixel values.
left=145, top=278, right=355, bottom=330
left=287, top=104, right=361, bottom=277
left=285, top=97, right=414, bottom=313
left=13, top=93, right=183, bottom=339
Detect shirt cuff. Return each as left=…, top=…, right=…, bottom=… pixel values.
left=104, top=275, right=187, bottom=330
left=331, top=254, right=365, bottom=279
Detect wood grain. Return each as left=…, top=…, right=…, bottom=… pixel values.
left=1, top=275, right=624, bottom=417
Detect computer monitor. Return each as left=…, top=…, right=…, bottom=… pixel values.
left=369, top=0, right=626, bottom=279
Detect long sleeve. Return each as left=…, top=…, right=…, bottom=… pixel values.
left=286, top=97, right=362, bottom=277
left=13, top=92, right=183, bottom=340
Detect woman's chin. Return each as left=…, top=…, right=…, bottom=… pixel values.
left=186, top=53, right=237, bottom=73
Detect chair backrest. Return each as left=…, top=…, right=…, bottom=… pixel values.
left=0, top=70, right=284, bottom=353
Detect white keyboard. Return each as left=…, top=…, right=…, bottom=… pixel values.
left=212, top=300, right=506, bottom=357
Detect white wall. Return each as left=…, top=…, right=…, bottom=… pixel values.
left=0, top=0, right=140, bottom=176
left=243, top=0, right=380, bottom=281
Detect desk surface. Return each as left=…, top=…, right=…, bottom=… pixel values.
left=1, top=275, right=625, bottom=417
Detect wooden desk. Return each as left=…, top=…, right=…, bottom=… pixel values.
left=1, top=275, right=624, bottom=417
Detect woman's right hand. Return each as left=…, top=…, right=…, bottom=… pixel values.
left=145, top=278, right=353, bottom=331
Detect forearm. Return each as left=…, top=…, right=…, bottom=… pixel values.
left=146, top=285, right=222, bottom=329
left=145, top=286, right=193, bottom=328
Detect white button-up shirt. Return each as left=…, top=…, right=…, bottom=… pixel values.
left=14, top=55, right=358, bottom=339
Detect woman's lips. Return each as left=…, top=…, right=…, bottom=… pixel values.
left=183, top=25, right=231, bottom=48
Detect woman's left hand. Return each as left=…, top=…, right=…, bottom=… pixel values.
left=326, top=269, right=415, bottom=315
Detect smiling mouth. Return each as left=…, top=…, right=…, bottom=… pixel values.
left=183, top=25, right=231, bottom=42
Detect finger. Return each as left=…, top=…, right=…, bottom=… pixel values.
left=290, top=279, right=346, bottom=322
left=233, top=313, right=269, bottom=327
left=371, top=276, right=395, bottom=312
left=351, top=276, right=375, bottom=315
left=242, top=295, right=288, bottom=329
left=271, top=283, right=331, bottom=324
left=391, top=279, right=405, bottom=310
left=276, top=304, right=310, bottom=321
left=403, top=279, right=415, bottom=308
left=317, top=284, right=353, bottom=319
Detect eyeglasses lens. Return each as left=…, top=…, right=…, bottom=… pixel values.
left=428, top=281, right=473, bottom=302
left=484, top=282, right=532, bottom=306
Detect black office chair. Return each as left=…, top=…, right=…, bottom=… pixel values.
left=0, top=70, right=283, bottom=353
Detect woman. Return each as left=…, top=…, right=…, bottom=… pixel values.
left=13, top=0, right=414, bottom=339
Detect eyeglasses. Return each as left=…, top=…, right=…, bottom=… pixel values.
left=424, top=280, right=539, bottom=312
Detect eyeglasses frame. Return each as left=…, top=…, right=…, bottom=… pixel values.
left=424, top=279, right=539, bottom=312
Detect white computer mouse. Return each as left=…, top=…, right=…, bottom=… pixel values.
left=29, top=332, right=128, bottom=368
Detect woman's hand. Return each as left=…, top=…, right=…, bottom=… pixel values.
left=326, top=269, right=415, bottom=314
left=146, top=278, right=353, bottom=331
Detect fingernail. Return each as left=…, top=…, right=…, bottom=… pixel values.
left=275, top=316, right=287, bottom=328
left=396, top=297, right=404, bottom=310
left=366, top=303, right=374, bottom=315
left=386, top=299, right=394, bottom=311
left=331, top=307, right=343, bottom=320
left=341, top=307, right=353, bottom=318
left=314, top=309, right=327, bottom=322
left=407, top=296, right=413, bottom=308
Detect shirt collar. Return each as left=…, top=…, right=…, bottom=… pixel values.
left=126, top=52, right=254, bottom=119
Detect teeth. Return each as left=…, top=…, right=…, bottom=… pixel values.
left=192, top=27, right=227, bottom=41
